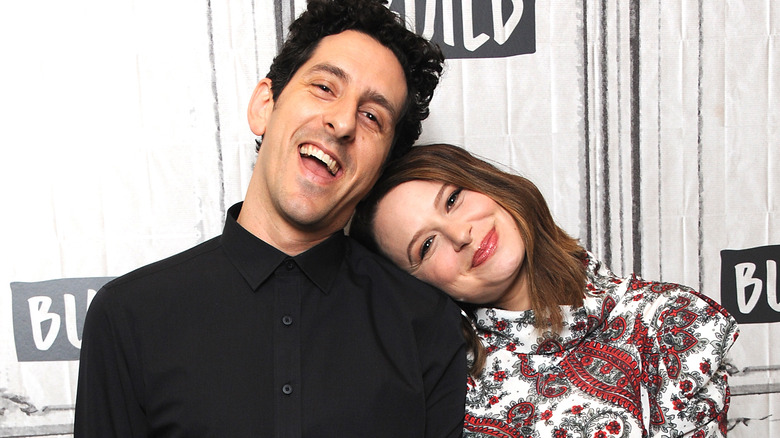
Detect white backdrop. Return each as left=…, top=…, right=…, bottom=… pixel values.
left=0, top=0, right=777, bottom=436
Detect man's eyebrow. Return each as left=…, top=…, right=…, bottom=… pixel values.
left=405, top=183, right=447, bottom=267
left=364, top=90, right=399, bottom=121
left=308, top=62, right=400, bottom=121
left=309, top=63, right=349, bottom=82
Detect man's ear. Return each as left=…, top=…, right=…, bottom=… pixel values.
left=247, top=78, right=274, bottom=136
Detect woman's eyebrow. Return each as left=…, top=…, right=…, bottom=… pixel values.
left=406, top=230, right=421, bottom=267
left=405, top=184, right=448, bottom=266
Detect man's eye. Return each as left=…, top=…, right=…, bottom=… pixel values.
left=447, top=188, right=462, bottom=210
left=361, top=110, right=382, bottom=128
left=314, top=84, right=331, bottom=93
left=420, top=237, right=434, bottom=260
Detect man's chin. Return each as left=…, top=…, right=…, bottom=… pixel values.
left=283, top=208, right=350, bottom=235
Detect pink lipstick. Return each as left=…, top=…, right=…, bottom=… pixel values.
left=472, top=228, right=497, bottom=268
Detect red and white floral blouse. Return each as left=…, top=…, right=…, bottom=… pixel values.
left=464, top=253, right=739, bottom=438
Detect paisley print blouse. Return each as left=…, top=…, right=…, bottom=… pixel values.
left=464, top=254, right=739, bottom=438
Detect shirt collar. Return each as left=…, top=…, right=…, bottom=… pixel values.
left=292, top=229, right=346, bottom=294
left=221, top=202, right=346, bottom=294
left=471, top=255, right=624, bottom=355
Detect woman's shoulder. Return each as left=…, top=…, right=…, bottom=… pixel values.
left=582, top=252, right=739, bottom=341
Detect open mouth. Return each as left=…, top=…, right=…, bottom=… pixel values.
left=299, top=144, right=340, bottom=176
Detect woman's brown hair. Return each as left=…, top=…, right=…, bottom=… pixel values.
left=350, top=144, right=587, bottom=375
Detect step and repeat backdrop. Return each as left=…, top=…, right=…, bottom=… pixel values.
left=1, top=0, right=777, bottom=436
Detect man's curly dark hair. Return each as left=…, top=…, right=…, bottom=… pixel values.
left=265, top=0, right=445, bottom=159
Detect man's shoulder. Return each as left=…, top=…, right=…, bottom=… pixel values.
left=346, top=237, right=422, bottom=282
left=344, top=237, right=450, bottom=303
left=101, top=235, right=224, bottom=295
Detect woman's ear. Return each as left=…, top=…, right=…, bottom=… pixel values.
left=247, top=78, right=274, bottom=136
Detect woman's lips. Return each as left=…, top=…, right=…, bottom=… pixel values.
left=472, top=228, right=497, bottom=268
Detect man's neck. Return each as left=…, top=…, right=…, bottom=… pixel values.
left=236, top=202, right=337, bottom=257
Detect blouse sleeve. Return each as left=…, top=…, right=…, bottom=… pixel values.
left=647, top=284, right=739, bottom=437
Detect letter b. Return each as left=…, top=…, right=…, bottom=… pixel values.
left=735, top=262, right=762, bottom=313
left=28, top=296, right=61, bottom=350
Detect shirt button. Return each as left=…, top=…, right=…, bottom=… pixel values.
left=285, top=260, right=295, bottom=270
left=282, top=384, right=293, bottom=395
left=282, top=315, right=293, bottom=326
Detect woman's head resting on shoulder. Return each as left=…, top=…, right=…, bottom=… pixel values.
left=366, top=178, right=532, bottom=311
left=350, top=143, right=587, bottom=332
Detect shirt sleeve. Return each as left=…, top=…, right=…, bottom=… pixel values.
left=74, top=286, right=148, bottom=438
left=417, top=292, right=468, bottom=438
left=648, top=286, right=739, bottom=437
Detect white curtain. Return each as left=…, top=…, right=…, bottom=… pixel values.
left=0, top=0, right=775, bottom=435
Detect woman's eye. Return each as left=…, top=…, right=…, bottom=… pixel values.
left=446, top=188, right=462, bottom=210
left=420, top=236, right=434, bottom=260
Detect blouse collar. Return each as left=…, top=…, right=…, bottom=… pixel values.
left=470, top=252, right=629, bottom=355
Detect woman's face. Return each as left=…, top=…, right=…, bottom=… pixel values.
left=372, top=180, right=530, bottom=310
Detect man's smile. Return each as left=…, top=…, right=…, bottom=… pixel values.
left=299, top=143, right=341, bottom=177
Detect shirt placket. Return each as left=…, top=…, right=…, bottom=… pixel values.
left=273, top=258, right=303, bottom=438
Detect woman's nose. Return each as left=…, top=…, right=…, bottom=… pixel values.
left=444, top=222, right=472, bottom=251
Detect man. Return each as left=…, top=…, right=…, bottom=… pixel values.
left=74, top=0, right=466, bottom=437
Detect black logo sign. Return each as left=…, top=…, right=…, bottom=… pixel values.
left=11, top=277, right=113, bottom=361
left=721, top=245, right=780, bottom=324
left=389, top=0, right=535, bottom=58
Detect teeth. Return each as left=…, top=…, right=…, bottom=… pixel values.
left=300, top=144, right=340, bottom=176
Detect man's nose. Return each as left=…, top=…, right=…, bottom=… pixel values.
left=323, top=99, right=357, bottom=141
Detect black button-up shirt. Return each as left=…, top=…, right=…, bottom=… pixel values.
left=75, top=203, right=466, bottom=437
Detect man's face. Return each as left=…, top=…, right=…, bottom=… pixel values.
left=247, top=30, right=407, bottom=243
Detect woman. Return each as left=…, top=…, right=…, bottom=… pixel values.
left=350, top=143, right=739, bottom=437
